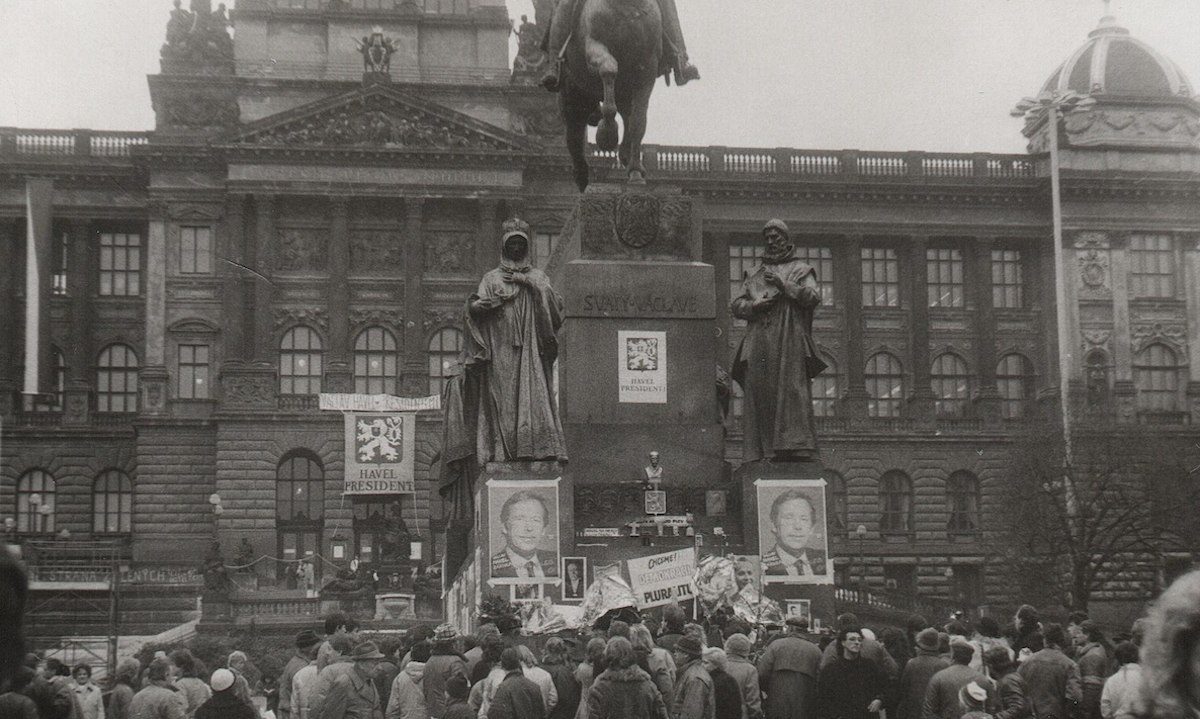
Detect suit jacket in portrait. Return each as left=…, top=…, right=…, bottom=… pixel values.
left=762, top=546, right=828, bottom=577
left=490, top=550, right=558, bottom=578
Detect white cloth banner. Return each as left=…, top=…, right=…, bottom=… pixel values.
left=627, top=548, right=697, bottom=608
left=321, top=393, right=440, bottom=412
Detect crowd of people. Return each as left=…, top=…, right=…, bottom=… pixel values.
left=5, top=571, right=1200, bottom=719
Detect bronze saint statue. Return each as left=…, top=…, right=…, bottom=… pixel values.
left=730, top=219, right=827, bottom=463
left=462, top=218, right=567, bottom=463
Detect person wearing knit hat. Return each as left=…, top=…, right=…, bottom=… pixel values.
left=195, top=670, right=256, bottom=719
left=896, top=627, right=951, bottom=719
left=757, top=615, right=822, bottom=719
left=279, top=630, right=322, bottom=719
left=922, top=641, right=995, bottom=719
left=670, top=636, right=715, bottom=719
left=720, top=634, right=761, bottom=719
left=958, top=681, right=991, bottom=719
left=423, top=625, right=467, bottom=719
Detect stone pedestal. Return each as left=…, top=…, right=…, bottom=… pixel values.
left=735, top=459, right=837, bottom=628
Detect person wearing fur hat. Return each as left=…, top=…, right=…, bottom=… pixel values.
left=196, top=670, right=256, bottom=719
left=730, top=218, right=827, bottom=463
left=981, top=647, right=1027, bottom=719
left=280, top=630, right=322, bottom=719
left=757, top=616, right=820, bottom=719
left=958, top=682, right=993, bottom=719
left=896, top=628, right=951, bottom=719
left=720, top=634, right=761, bottom=719
left=922, top=642, right=994, bottom=719
left=424, top=625, right=467, bottom=719
left=670, top=636, right=714, bottom=719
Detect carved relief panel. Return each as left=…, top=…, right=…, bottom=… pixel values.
left=276, top=228, right=328, bottom=273
left=349, top=230, right=404, bottom=275
left=1073, top=232, right=1112, bottom=301
left=424, top=231, right=474, bottom=274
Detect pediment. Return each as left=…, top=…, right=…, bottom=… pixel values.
left=229, top=85, right=538, bottom=154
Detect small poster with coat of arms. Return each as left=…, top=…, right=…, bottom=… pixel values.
left=618, top=330, right=667, bottom=404
left=343, top=412, right=416, bottom=494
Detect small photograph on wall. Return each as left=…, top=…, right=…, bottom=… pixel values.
left=786, top=599, right=812, bottom=624
left=511, top=583, right=543, bottom=603
left=756, top=478, right=833, bottom=585
left=486, top=478, right=560, bottom=585
left=562, top=557, right=587, bottom=601
left=706, top=490, right=728, bottom=517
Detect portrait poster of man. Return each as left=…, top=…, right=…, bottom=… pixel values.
left=486, top=478, right=560, bottom=585
left=511, top=582, right=543, bottom=603
left=562, top=557, right=587, bottom=601
left=756, top=478, right=832, bottom=585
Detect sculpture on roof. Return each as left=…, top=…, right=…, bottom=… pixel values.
left=356, top=27, right=398, bottom=77
left=160, top=0, right=234, bottom=73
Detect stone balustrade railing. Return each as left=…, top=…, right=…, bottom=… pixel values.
left=0, top=129, right=148, bottom=160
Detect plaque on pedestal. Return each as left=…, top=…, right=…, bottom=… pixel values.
left=644, top=490, right=666, bottom=515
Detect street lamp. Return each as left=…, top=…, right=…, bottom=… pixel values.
left=1011, top=90, right=1095, bottom=524
left=855, top=524, right=868, bottom=589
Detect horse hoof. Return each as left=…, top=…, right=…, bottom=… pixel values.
left=574, top=167, right=590, bottom=192
left=596, top=120, right=619, bottom=152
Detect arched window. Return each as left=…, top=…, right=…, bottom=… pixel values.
left=997, top=353, right=1035, bottom=419
left=16, top=469, right=55, bottom=534
left=280, top=326, right=323, bottom=395
left=879, top=470, right=913, bottom=533
left=354, top=326, right=399, bottom=395
left=1135, top=343, right=1181, bottom=413
left=812, top=357, right=839, bottom=417
left=93, top=470, right=133, bottom=534
left=428, top=328, right=463, bottom=395
left=826, top=471, right=848, bottom=532
left=276, top=452, right=325, bottom=523
left=22, top=347, right=66, bottom=412
left=97, top=344, right=139, bottom=413
left=946, top=471, right=980, bottom=533
left=932, top=353, right=971, bottom=417
left=866, top=353, right=904, bottom=418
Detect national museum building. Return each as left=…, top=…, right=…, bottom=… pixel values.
left=2, top=0, right=1200, bottom=630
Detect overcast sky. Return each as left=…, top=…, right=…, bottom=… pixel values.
left=1, top=1, right=1198, bottom=153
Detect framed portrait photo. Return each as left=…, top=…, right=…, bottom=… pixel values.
left=561, top=557, right=587, bottom=601
left=486, top=478, right=560, bottom=586
left=511, top=582, right=543, bottom=603
left=756, top=478, right=833, bottom=585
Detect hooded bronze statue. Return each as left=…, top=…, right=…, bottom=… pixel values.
left=730, top=219, right=827, bottom=463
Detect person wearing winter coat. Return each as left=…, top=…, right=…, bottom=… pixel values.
left=487, top=649, right=545, bottom=719
left=442, top=675, right=474, bottom=719
left=196, top=670, right=257, bottom=719
left=573, top=638, right=607, bottom=719
left=168, top=651, right=211, bottom=719
left=385, top=641, right=428, bottom=719
left=71, top=665, right=105, bottom=719
left=318, top=643, right=386, bottom=719
left=129, top=658, right=187, bottom=719
left=108, top=659, right=142, bottom=719
left=700, top=650, right=741, bottom=719
left=820, top=614, right=899, bottom=681
left=0, top=667, right=40, bottom=719
left=629, top=625, right=675, bottom=705
left=1015, top=624, right=1081, bottom=719
left=670, top=637, right=714, bottom=719
left=282, top=632, right=324, bottom=719
left=425, top=626, right=468, bottom=719
left=756, top=617, right=821, bottom=719
left=720, top=635, right=761, bottom=719
left=1099, top=642, right=1143, bottom=719
left=1076, top=621, right=1113, bottom=719
left=518, top=647, right=558, bottom=716
left=982, top=647, right=1028, bottom=719
left=922, top=642, right=994, bottom=719
left=896, top=629, right=951, bottom=719
left=816, top=626, right=888, bottom=719
left=540, top=639, right=581, bottom=719
left=585, top=638, right=669, bottom=719
left=968, top=619, right=1012, bottom=675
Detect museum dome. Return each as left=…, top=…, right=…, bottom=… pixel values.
left=1041, top=14, right=1193, bottom=98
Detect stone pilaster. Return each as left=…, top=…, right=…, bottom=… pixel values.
left=252, top=194, right=276, bottom=363
left=64, top=218, right=94, bottom=425
left=908, top=236, right=934, bottom=418
left=1036, top=236, right=1061, bottom=414
left=477, top=199, right=500, bottom=277
left=840, top=235, right=867, bottom=416
left=972, top=237, right=1001, bottom=421
left=325, top=197, right=353, bottom=393
left=401, top=198, right=427, bottom=396
left=145, top=203, right=168, bottom=367
left=0, top=218, right=15, bottom=415
left=1183, top=234, right=1200, bottom=423
left=1109, top=233, right=1132, bottom=383
left=220, top=194, right=249, bottom=361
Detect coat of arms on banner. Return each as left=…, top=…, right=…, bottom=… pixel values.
left=357, top=415, right=404, bottom=463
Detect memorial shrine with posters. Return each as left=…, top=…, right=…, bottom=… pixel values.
left=3, top=0, right=1200, bottom=663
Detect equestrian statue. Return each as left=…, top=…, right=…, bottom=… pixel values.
left=539, top=0, right=700, bottom=191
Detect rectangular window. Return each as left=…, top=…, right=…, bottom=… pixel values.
left=531, top=231, right=559, bottom=271
left=99, top=233, right=141, bottom=296
left=861, top=247, right=900, bottom=307
left=180, top=226, right=213, bottom=274
left=177, top=344, right=211, bottom=399
left=1129, top=234, right=1175, bottom=298
left=991, top=249, right=1024, bottom=309
left=795, top=246, right=835, bottom=306
left=729, top=244, right=764, bottom=301
left=927, top=248, right=965, bottom=308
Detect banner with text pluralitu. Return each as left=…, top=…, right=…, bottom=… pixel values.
left=343, top=412, right=416, bottom=494
left=627, top=548, right=697, bottom=608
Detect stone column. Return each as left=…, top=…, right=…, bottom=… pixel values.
left=908, top=236, right=934, bottom=418
left=252, top=194, right=276, bottom=363
left=64, top=218, right=94, bottom=425
left=477, top=199, right=500, bottom=277
left=1108, top=233, right=1132, bottom=383
left=220, top=194, right=248, bottom=361
left=401, top=198, right=427, bottom=396
left=0, top=219, right=15, bottom=416
left=142, top=202, right=169, bottom=415
left=840, top=235, right=867, bottom=415
left=325, top=197, right=353, bottom=393
left=1182, top=234, right=1200, bottom=422
left=972, top=236, right=1001, bottom=421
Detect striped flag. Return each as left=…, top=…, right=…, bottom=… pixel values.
left=23, top=178, right=54, bottom=397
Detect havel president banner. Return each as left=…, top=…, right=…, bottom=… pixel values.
left=344, top=412, right=416, bottom=494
